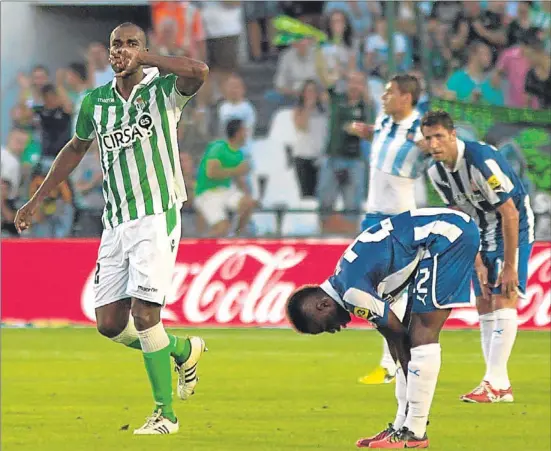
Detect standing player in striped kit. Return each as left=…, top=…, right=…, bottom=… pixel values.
left=15, top=23, right=209, bottom=435
left=424, top=111, right=534, bottom=403
left=350, top=75, right=430, bottom=385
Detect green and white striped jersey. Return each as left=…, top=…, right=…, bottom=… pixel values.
left=75, top=67, right=190, bottom=229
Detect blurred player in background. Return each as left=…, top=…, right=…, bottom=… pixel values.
left=347, top=74, right=430, bottom=385
left=286, top=208, right=480, bottom=448
left=15, top=22, right=209, bottom=435
left=424, top=110, right=534, bottom=403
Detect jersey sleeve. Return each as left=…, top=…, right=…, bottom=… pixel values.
left=74, top=93, right=96, bottom=141
left=470, top=145, right=515, bottom=207
left=341, top=284, right=390, bottom=327
left=428, top=165, right=455, bottom=206
left=160, top=74, right=194, bottom=111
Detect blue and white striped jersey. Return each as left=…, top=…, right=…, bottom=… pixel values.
left=370, top=111, right=427, bottom=179
left=321, top=208, right=477, bottom=324
left=427, top=139, right=535, bottom=252
left=367, top=111, right=429, bottom=214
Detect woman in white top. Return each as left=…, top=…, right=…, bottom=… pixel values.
left=291, top=80, right=327, bottom=198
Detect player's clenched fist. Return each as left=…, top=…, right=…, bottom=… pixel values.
left=14, top=200, right=38, bottom=234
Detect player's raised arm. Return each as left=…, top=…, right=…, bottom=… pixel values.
left=14, top=135, right=92, bottom=233
left=113, top=49, right=209, bottom=96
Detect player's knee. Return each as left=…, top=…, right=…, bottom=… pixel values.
left=410, top=329, right=440, bottom=348
left=475, top=296, right=493, bottom=314
left=131, top=303, right=161, bottom=330
left=494, top=293, right=517, bottom=310
left=96, top=317, right=126, bottom=339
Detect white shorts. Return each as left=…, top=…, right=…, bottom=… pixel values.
left=93, top=205, right=181, bottom=308
left=194, top=187, right=244, bottom=226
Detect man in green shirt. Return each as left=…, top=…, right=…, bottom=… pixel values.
left=195, top=118, right=256, bottom=236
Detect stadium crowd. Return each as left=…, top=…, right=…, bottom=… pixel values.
left=2, top=0, right=550, bottom=238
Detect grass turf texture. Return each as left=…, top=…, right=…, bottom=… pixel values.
left=2, top=328, right=550, bottom=451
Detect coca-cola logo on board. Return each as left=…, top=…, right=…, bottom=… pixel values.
left=80, top=243, right=551, bottom=328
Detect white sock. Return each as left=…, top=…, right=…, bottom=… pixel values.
left=404, top=344, right=441, bottom=438
left=479, top=312, right=495, bottom=366
left=380, top=293, right=408, bottom=373
left=393, top=367, right=407, bottom=430
left=137, top=322, right=170, bottom=353
left=111, top=317, right=139, bottom=346
left=486, top=308, right=517, bottom=390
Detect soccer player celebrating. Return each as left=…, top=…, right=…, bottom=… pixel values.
left=14, top=22, right=209, bottom=434
left=423, top=110, right=534, bottom=403
left=286, top=208, right=480, bottom=448
left=347, top=74, right=430, bottom=385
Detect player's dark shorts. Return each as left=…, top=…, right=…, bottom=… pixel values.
left=411, top=219, right=480, bottom=314
left=472, top=242, right=533, bottom=297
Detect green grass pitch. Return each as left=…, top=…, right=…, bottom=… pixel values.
left=2, top=328, right=550, bottom=451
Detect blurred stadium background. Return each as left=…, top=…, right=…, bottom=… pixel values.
left=1, top=1, right=550, bottom=450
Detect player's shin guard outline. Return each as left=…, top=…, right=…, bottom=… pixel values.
left=393, top=367, right=408, bottom=430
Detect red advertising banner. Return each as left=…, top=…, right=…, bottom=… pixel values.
left=1, top=239, right=550, bottom=329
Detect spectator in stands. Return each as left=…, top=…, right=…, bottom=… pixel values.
left=28, top=166, right=74, bottom=238
left=194, top=119, right=257, bottom=237
left=201, top=1, right=243, bottom=105
left=496, top=29, right=540, bottom=108
left=450, top=0, right=507, bottom=64
left=279, top=1, right=325, bottom=29
left=272, top=38, right=319, bottom=103
left=71, top=141, right=103, bottom=237
left=63, top=63, right=89, bottom=106
left=179, top=152, right=205, bottom=237
left=289, top=80, right=327, bottom=198
left=10, top=105, right=41, bottom=195
left=61, top=63, right=90, bottom=133
left=508, top=1, right=536, bottom=46
left=364, top=17, right=411, bottom=79
left=244, top=1, right=279, bottom=62
left=426, top=16, right=454, bottom=80
left=429, top=0, right=463, bottom=30
left=18, top=65, right=50, bottom=108
left=1, top=127, right=28, bottom=202
left=445, top=41, right=504, bottom=105
left=150, top=1, right=206, bottom=60
left=317, top=10, right=356, bottom=93
left=86, top=42, right=115, bottom=88
left=34, top=83, right=72, bottom=167
left=317, top=71, right=375, bottom=234
left=522, top=32, right=551, bottom=108
left=324, top=1, right=380, bottom=39
left=1, top=180, right=18, bottom=237
left=218, top=74, right=256, bottom=147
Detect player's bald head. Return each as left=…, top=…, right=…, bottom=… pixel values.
left=110, top=22, right=147, bottom=47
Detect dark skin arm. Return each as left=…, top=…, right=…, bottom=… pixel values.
left=113, top=49, right=209, bottom=96
left=14, top=136, right=92, bottom=233
left=375, top=309, right=411, bottom=377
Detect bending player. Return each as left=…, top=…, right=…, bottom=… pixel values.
left=424, top=110, right=534, bottom=403
left=15, top=23, right=208, bottom=434
left=346, top=74, right=430, bottom=385
left=286, top=208, right=480, bottom=448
